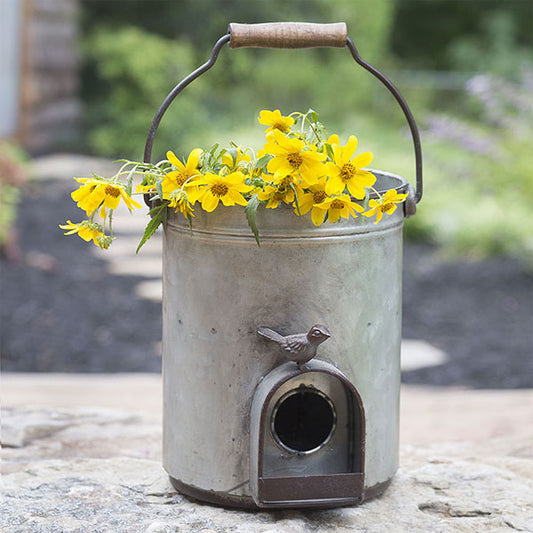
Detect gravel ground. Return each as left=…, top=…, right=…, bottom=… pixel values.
left=1, top=178, right=532, bottom=388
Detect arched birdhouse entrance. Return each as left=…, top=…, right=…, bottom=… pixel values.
left=250, top=360, right=365, bottom=508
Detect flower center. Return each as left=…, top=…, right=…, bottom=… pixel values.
left=273, top=190, right=286, bottom=202
left=287, top=152, right=303, bottom=169
left=340, top=163, right=356, bottom=181
left=175, top=173, right=187, bottom=186
left=210, top=183, right=229, bottom=197
left=330, top=199, right=345, bottom=210
left=273, top=121, right=289, bottom=132
left=313, top=191, right=327, bottom=204
left=380, top=202, right=394, bottom=212
left=105, top=185, right=121, bottom=198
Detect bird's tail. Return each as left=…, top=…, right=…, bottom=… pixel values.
left=257, top=327, right=284, bottom=343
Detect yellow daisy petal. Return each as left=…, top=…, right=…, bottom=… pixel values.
left=311, top=207, right=326, bottom=225
left=167, top=151, right=186, bottom=172
left=340, top=135, right=358, bottom=163
left=201, top=192, right=219, bottom=212
left=352, top=151, right=373, bottom=169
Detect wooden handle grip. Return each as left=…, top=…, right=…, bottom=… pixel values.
left=228, top=22, right=347, bottom=49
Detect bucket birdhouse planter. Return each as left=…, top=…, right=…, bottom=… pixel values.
left=62, top=22, right=422, bottom=509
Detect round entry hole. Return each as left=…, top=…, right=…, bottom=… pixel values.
left=271, top=388, right=336, bottom=454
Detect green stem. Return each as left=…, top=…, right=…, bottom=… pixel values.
left=180, top=173, right=201, bottom=191
left=369, top=186, right=383, bottom=201
left=303, top=115, right=321, bottom=143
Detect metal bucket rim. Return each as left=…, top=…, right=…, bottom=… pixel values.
left=365, top=169, right=409, bottom=199
left=165, top=169, right=409, bottom=239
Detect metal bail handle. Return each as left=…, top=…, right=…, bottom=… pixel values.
left=143, top=22, right=423, bottom=207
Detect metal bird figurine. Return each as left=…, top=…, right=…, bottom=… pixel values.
left=257, top=324, right=331, bottom=369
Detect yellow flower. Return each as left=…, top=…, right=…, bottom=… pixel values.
left=136, top=173, right=159, bottom=194
left=222, top=148, right=251, bottom=170
left=162, top=148, right=203, bottom=197
left=196, top=171, right=254, bottom=212
left=263, top=129, right=326, bottom=185
left=297, top=177, right=330, bottom=225
left=60, top=220, right=105, bottom=246
left=326, top=134, right=340, bottom=146
left=168, top=189, right=194, bottom=219
left=322, top=134, right=340, bottom=154
left=258, top=109, right=294, bottom=134
left=315, top=194, right=364, bottom=223
left=324, top=136, right=376, bottom=199
left=136, top=183, right=156, bottom=194
left=362, top=189, right=408, bottom=223
left=270, top=172, right=301, bottom=189
left=72, top=178, right=141, bottom=215
left=257, top=177, right=302, bottom=209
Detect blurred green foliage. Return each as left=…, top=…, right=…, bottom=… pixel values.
left=391, top=0, right=532, bottom=71
left=0, top=142, right=27, bottom=247
left=83, top=27, right=210, bottom=158
left=81, top=0, right=395, bottom=159
left=79, top=0, right=533, bottom=264
left=411, top=73, right=533, bottom=266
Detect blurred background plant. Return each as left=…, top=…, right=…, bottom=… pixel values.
left=81, top=0, right=395, bottom=158
left=0, top=142, right=28, bottom=262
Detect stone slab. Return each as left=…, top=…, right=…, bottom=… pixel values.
left=1, top=404, right=532, bottom=533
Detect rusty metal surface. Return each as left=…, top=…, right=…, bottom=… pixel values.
left=169, top=475, right=392, bottom=510
left=257, top=473, right=364, bottom=507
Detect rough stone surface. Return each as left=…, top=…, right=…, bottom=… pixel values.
left=2, top=406, right=532, bottom=532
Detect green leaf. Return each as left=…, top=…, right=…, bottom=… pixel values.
left=125, top=165, right=137, bottom=197
left=290, top=112, right=302, bottom=128
left=155, top=178, right=164, bottom=202
left=255, top=154, right=272, bottom=170
left=136, top=202, right=167, bottom=253
left=290, top=183, right=301, bottom=216
left=225, top=148, right=237, bottom=166
left=244, top=194, right=261, bottom=247
left=147, top=202, right=163, bottom=216
left=307, top=108, right=318, bottom=123
left=326, top=143, right=335, bottom=159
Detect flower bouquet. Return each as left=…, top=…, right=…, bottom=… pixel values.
left=61, top=109, right=407, bottom=250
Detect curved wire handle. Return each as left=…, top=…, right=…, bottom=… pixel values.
left=143, top=34, right=231, bottom=165
left=143, top=28, right=422, bottom=206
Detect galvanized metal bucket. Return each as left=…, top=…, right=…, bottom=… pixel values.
left=144, top=22, right=423, bottom=509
